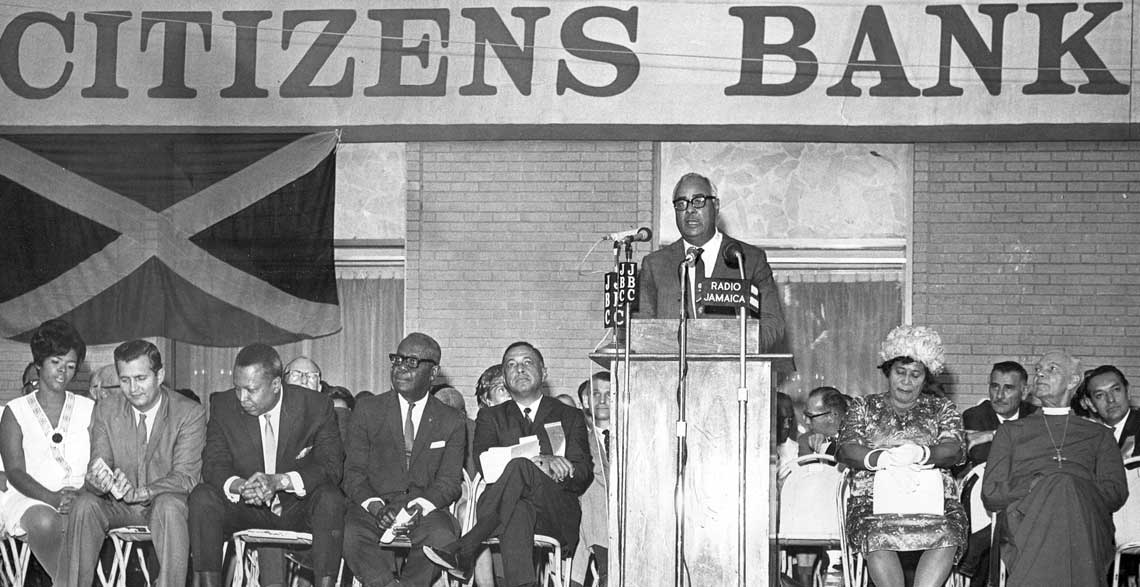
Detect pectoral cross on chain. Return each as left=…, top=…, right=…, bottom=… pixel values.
left=1052, top=449, right=1068, bottom=467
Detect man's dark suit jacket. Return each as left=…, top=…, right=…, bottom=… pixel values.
left=343, top=391, right=467, bottom=509
left=202, top=384, right=343, bottom=507
left=961, top=400, right=1037, bottom=465
left=635, top=235, right=785, bottom=351
left=1114, top=408, right=1140, bottom=458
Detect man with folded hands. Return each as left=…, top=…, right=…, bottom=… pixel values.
left=62, top=340, right=206, bottom=587
left=188, top=343, right=345, bottom=587
left=425, top=341, right=593, bottom=587
left=342, top=333, right=466, bottom=587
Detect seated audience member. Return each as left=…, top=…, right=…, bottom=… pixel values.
left=775, top=392, right=799, bottom=470
left=0, top=319, right=93, bottom=584
left=21, top=361, right=38, bottom=396
left=188, top=343, right=345, bottom=587
left=474, top=365, right=511, bottom=409
left=982, top=350, right=1127, bottom=587
left=343, top=333, right=466, bottom=587
left=425, top=342, right=593, bottom=587
left=573, top=374, right=610, bottom=587
left=1077, top=364, right=1140, bottom=458
left=838, top=325, right=967, bottom=587
left=962, top=361, right=1035, bottom=467
left=433, top=385, right=476, bottom=478
left=88, top=364, right=120, bottom=402
left=798, top=386, right=849, bottom=458
left=62, top=340, right=206, bottom=587
left=957, top=361, right=1033, bottom=586
left=285, top=356, right=323, bottom=392
left=326, top=385, right=356, bottom=442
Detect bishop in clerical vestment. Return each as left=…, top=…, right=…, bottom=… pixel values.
left=982, top=350, right=1127, bottom=587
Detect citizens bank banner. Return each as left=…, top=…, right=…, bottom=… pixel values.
left=0, top=0, right=1136, bottom=140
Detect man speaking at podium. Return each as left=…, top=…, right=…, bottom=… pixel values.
left=635, top=172, right=786, bottom=351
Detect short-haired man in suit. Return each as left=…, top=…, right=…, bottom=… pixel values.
left=1078, top=365, right=1140, bottom=458
left=342, top=333, right=467, bottom=587
left=634, top=173, right=786, bottom=351
left=425, top=342, right=593, bottom=587
left=188, top=343, right=345, bottom=587
left=63, top=340, right=206, bottom=587
left=962, top=361, right=1036, bottom=466
left=798, top=386, right=849, bottom=458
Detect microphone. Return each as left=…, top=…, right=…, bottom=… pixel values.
left=724, top=241, right=745, bottom=277
left=605, top=227, right=652, bottom=243
left=682, top=247, right=699, bottom=266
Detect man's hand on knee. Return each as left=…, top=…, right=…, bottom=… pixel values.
left=531, top=455, right=572, bottom=482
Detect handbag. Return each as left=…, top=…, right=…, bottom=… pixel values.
left=872, top=468, right=943, bottom=515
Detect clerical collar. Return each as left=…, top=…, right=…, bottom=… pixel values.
left=1042, top=406, right=1071, bottom=415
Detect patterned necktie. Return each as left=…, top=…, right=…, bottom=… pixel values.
left=524, top=407, right=533, bottom=433
left=687, top=246, right=705, bottom=317
left=135, top=414, right=148, bottom=485
left=404, top=401, right=416, bottom=466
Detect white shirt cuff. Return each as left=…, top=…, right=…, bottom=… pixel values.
left=224, top=476, right=243, bottom=503
left=284, top=471, right=306, bottom=497
left=361, top=497, right=385, bottom=511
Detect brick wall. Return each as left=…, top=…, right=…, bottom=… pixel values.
left=913, top=142, right=1140, bottom=408
left=405, top=141, right=655, bottom=408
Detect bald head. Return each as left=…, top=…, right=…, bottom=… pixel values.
left=285, top=356, right=322, bottom=391
left=434, top=385, right=466, bottom=416
left=89, top=364, right=120, bottom=401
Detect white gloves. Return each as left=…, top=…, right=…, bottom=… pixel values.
left=866, top=443, right=931, bottom=470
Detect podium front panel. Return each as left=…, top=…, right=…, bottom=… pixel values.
left=609, top=356, right=774, bottom=586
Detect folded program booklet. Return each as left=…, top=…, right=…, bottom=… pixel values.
left=479, top=435, right=541, bottom=483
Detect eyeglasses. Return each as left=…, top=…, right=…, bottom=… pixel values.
left=286, top=370, right=321, bottom=385
left=672, top=195, right=717, bottom=211
left=803, top=410, right=834, bottom=421
left=389, top=353, right=437, bottom=369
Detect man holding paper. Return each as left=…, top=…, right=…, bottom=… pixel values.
left=342, top=333, right=467, bottom=587
left=425, top=341, right=593, bottom=587
left=63, top=340, right=206, bottom=587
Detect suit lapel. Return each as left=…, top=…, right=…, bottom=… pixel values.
left=142, top=389, right=171, bottom=470
left=409, top=398, right=437, bottom=467
left=529, top=398, right=554, bottom=454
left=386, top=392, right=408, bottom=471
left=276, top=387, right=300, bottom=468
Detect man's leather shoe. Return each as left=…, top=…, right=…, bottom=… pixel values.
left=423, top=544, right=472, bottom=581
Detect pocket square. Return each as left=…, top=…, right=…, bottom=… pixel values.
left=430, top=440, right=446, bottom=449
left=295, top=446, right=313, bottom=459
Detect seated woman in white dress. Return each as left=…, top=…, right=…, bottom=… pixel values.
left=0, top=319, right=93, bottom=583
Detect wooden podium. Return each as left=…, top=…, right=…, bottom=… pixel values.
left=590, top=318, right=792, bottom=587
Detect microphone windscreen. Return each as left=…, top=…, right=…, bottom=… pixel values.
left=724, top=241, right=744, bottom=269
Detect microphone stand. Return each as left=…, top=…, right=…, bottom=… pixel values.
left=674, top=257, right=692, bottom=587
left=730, top=250, right=749, bottom=587
left=611, top=240, right=633, bottom=587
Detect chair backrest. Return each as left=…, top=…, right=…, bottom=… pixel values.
left=1114, top=456, right=1140, bottom=547
left=959, top=462, right=989, bottom=533
left=778, top=454, right=843, bottom=541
